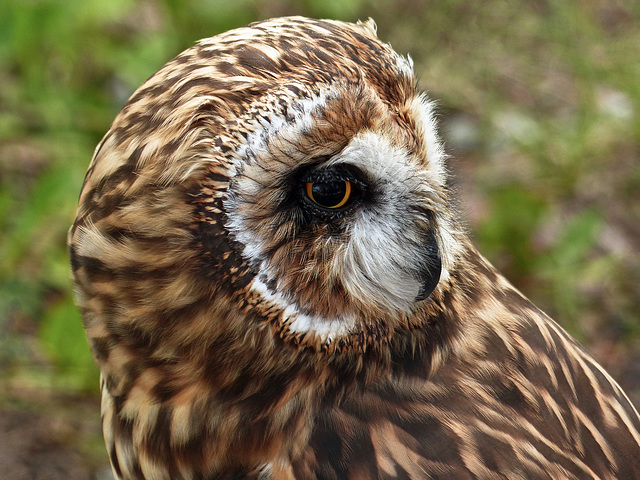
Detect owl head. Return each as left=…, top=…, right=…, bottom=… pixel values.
left=70, top=16, right=461, bottom=362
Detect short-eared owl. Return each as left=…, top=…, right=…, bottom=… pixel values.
left=69, top=16, right=640, bottom=480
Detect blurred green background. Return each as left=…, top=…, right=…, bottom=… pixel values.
left=0, top=0, right=639, bottom=477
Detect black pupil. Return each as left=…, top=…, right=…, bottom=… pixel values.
left=312, top=181, right=346, bottom=207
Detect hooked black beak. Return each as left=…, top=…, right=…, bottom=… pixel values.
left=415, top=229, right=442, bottom=302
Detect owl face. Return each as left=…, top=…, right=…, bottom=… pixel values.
left=225, top=81, right=453, bottom=344
left=71, top=17, right=460, bottom=356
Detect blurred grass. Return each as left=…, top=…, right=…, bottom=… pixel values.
left=0, top=0, right=639, bottom=476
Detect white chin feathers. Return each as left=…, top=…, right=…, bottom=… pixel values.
left=251, top=276, right=356, bottom=343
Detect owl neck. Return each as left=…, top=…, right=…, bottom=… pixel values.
left=99, top=243, right=513, bottom=477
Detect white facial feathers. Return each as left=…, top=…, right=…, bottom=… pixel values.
left=327, top=131, right=442, bottom=311
left=225, top=84, right=458, bottom=343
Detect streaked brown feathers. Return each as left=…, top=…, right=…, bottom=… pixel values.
left=69, top=16, right=640, bottom=479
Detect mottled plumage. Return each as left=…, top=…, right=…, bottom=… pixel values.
left=69, top=17, right=640, bottom=479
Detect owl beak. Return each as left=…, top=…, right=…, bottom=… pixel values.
left=415, top=231, right=442, bottom=302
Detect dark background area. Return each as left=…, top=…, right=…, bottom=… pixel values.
left=1, top=1, right=638, bottom=478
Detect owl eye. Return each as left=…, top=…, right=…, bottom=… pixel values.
left=305, top=180, right=352, bottom=209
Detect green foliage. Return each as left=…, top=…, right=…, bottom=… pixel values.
left=476, top=186, right=547, bottom=278
left=39, top=297, right=99, bottom=392
left=537, top=209, right=603, bottom=338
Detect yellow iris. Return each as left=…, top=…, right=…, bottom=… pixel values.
left=305, top=180, right=352, bottom=209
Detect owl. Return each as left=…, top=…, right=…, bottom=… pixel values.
left=69, top=16, right=640, bottom=480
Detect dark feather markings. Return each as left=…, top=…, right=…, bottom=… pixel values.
left=68, top=16, right=640, bottom=480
